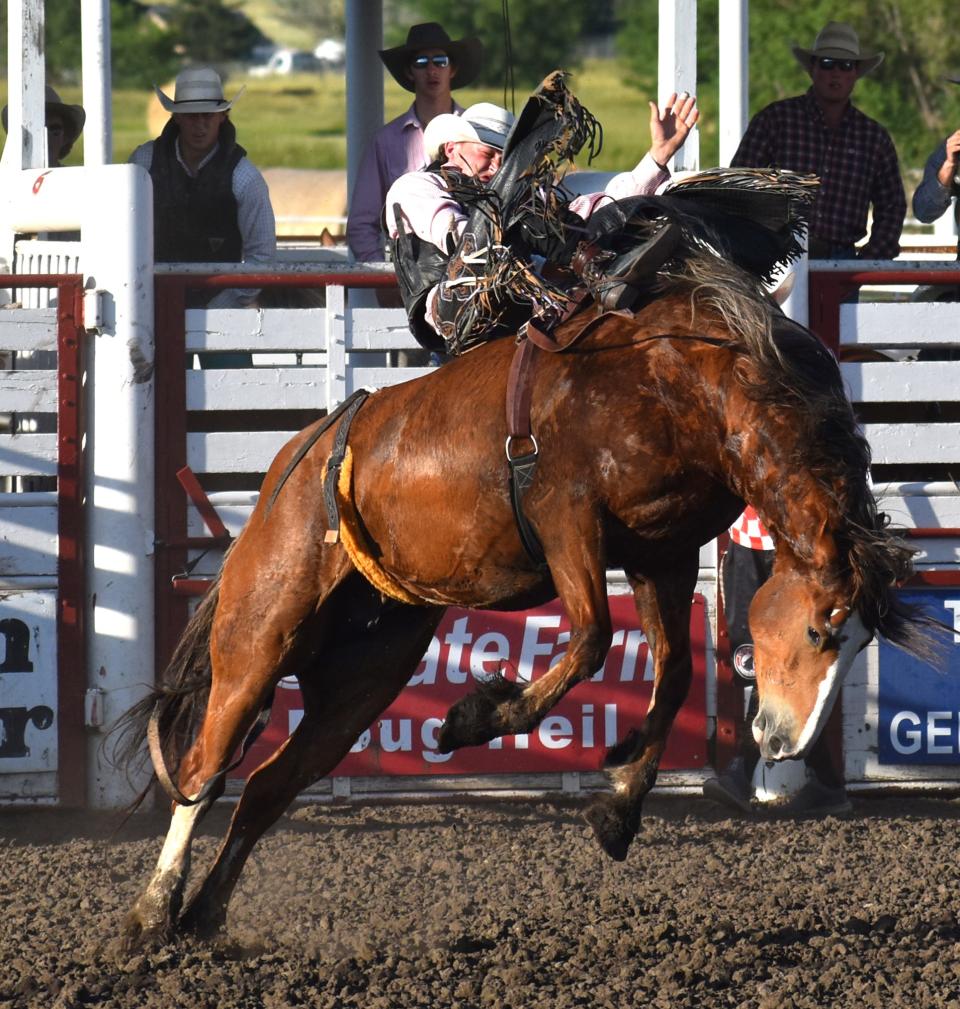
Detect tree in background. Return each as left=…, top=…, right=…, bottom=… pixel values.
left=391, top=0, right=588, bottom=94
left=862, top=1, right=960, bottom=167
left=162, top=0, right=267, bottom=66
left=272, top=0, right=345, bottom=41
left=40, top=0, right=178, bottom=89
left=109, top=1, right=179, bottom=89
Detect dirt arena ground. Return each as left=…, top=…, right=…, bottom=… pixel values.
left=2, top=793, right=960, bottom=1008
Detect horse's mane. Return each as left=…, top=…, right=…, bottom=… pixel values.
left=646, top=251, right=936, bottom=659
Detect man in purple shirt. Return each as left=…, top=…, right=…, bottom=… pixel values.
left=346, top=22, right=483, bottom=263
left=731, top=21, right=905, bottom=260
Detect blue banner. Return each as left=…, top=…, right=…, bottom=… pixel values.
left=878, top=589, right=960, bottom=764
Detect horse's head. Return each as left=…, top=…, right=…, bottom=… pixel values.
left=748, top=568, right=871, bottom=761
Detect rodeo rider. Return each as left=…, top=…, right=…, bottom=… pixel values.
left=385, top=92, right=700, bottom=357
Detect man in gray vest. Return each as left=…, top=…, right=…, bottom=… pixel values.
left=129, top=67, right=275, bottom=309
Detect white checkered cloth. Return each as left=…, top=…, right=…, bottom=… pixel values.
left=129, top=139, right=277, bottom=307
left=728, top=506, right=775, bottom=551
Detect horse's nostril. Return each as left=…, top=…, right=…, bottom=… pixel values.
left=768, top=735, right=784, bottom=757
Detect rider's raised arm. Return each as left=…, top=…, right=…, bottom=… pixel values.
left=566, top=93, right=700, bottom=216
left=648, top=92, right=700, bottom=168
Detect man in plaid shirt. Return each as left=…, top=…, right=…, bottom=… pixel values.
left=731, top=21, right=905, bottom=260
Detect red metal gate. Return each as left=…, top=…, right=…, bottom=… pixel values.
left=0, top=274, right=87, bottom=804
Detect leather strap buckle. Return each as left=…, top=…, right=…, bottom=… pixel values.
left=505, top=434, right=539, bottom=464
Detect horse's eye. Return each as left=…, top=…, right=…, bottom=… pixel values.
left=807, top=627, right=822, bottom=648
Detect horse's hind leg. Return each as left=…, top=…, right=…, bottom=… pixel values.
left=585, top=551, right=700, bottom=860
left=121, top=545, right=356, bottom=948
left=121, top=794, right=215, bottom=948
left=121, top=662, right=284, bottom=947
left=179, top=601, right=443, bottom=938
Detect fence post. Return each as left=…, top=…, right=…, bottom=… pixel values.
left=658, top=0, right=699, bottom=172
left=82, top=165, right=156, bottom=806
left=57, top=279, right=88, bottom=805
left=326, top=283, right=347, bottom=407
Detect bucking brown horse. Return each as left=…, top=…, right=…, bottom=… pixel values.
left=115, top=251, right=931, bottom=946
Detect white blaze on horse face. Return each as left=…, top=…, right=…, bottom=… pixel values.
left=792, top=611, right=870, bottom=756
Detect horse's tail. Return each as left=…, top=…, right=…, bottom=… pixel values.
left=107, top=576, right=221, bottom=798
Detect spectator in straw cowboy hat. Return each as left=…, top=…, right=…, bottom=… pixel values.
left=128, top=66, right=275, bottom=309
left=912, top=72, right=960, bottom=299
left=731, top=20, right=905, bottom=261
left=1, top=85, right=85, bottom=166
left=346, top=22, right=484, bottom=263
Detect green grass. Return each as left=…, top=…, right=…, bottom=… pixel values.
left=0, top=58, right=723, bottom=172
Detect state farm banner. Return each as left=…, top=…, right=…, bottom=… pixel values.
left=235, top=593, right=707, bottom=778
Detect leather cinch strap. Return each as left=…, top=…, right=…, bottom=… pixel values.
left=322, top=390, right=370, bottom=544
left=506, top=334, right=547, bottom=566
left=504, top=301, right=593, bottom=568
left=265, top=388, right=371, bottom=518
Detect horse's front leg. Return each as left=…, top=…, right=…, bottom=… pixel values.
left=585, top=550, right=700, bottom=860
left=438, top=539, right=612, bottom=751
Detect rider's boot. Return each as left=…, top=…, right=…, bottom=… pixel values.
left=574, top=219, right=682, bottom=313
left=431, top=229, right=494, bottom=355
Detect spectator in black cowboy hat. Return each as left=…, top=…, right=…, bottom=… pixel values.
left=346, top=21, right=484, bottom=264
left=128, top=66, right=275, bottom=311
left=1, top=84, right=85, bottom=167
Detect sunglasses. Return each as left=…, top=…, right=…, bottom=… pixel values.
left=412, top=54, right=450, bottom=69
left=817, top=57, right=857, bottom=72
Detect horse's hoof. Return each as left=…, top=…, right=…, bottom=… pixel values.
left=117, top=909, right=171, bottom=953
left=437, top=676, right=525, bottom=752
left=436, top=700, right=492, bottom=752
left=584, top=795, right=639, bottom=861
